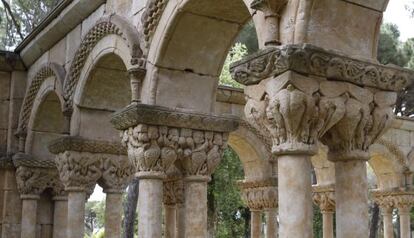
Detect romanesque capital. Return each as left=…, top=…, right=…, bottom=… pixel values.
left=371, top=190, right=395, bottom=213
left=112, top=103, right=239, bottom=178
left=372, top=189, right=414, bottom=214
left=49, top=137, right=131, bottom=191
left=163, top=179, right=184, bottom=206
left=313, top=185, right=335, bottom=213
left=238, top=178, right=278, bottom=210
left=13, top=153, right=63, bottom=196
left=230, top=44, right=412, bottom=157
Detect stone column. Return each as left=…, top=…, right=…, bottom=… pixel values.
left=163, top=179, right=184, bottom=238
left=394, top=193, right=414, bottom=238
left=372, top=191, right=395, bottom=238
left=251, top=210, right=262, bottom=238
left=265, top=208, right=278, bottom=238
left=128, top=65, right=146, bottom=103
left=313, top=186, right=335, bottom=238
left=52, top=195, right=68, bottom=238
left=101, top=156, right=133, bottom=238
left=20, top=194, right=39, bottom=238
left=176, top=202, right=185, bottom=238
left=112, top=103, right=238, bottom=238
left=53, top=151, right=101, bottom=238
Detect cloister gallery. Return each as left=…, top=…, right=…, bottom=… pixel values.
left=0, top=0, right=414, bottom=237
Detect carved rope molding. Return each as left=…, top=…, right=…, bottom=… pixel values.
left=48, top=136, right=127, bottom=155
left=63, top=15, right=144, bottom=113
left=111, top=103, right=240, bottom=132
left=230, top=44, right=413, bottom=91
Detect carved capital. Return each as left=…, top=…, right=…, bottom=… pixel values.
left=244, top=72, right=345, bottom=155
left=312, top=185, right=335, bottom=213
left=55, top=151, right=102, bottom=191
left=372, top=189, right=414, bottom=214
left=101, top=155, right=134, bottom=193
left=163, top=180, right=184, bottom=206
left=320, top=83, right=396, bottom=161
left=238, top=179, right=278, bottom=210
left=15, top=166, right=62, bottom=196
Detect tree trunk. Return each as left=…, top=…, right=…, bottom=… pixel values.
left=122, top=178, right=139, bottom=238
left=369, top=203, right=380, bottom=238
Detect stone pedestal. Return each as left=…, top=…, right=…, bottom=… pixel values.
left=67, top=189, right=86, bottom=238
left=184, top=176, right=210, bottom=238
left=20, top=194, right=39, bottom=238
left=251, top=210, right=262, bottom=238
left=265, top=208, right=277, bottom=238
left=52, top=195, right=68, bottom=238
left=104, top=191, right=124, bottom=238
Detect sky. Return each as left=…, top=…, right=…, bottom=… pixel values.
left=384, top=0, right=414, bottom=41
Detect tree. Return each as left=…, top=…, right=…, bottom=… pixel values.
left=0, top=0, right=61, bottom=49
left=219, top=43, right=248, bottom=88
left=85, top=200, right=105, bottom=237
left=122, top=178, right=139, bottom=238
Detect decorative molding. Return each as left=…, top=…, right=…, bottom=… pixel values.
left=141, top=0, right=168, bottom=46
left=17, top=63, right=65, bottom=135
left=111, top=103, right=240, bottom=132
left=230, top=44, right=413, bottom=91
left=376, top=138, right=407, bottom=169
left=63, top=15, right=144, bottom=113
left=13, top=153, right=56, bottom=168
left=371, top=189, right=414, bottom=211
left=48, top=136, right=126, bottom=155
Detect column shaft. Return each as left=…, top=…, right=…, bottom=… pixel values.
left=399, top=208, right=411, bottom=238
left=184, top=177, right=209, bottom=238
left=52, top=197, right=68, bottom=238
left=335, top=161, right=368, bottom=238
left=278, top=155, right=312, bottom=238
left=251, top=210, right=262, bottom=238
left=138, top=178, right=163, bottom=238
left=322, top=212, right=334, bottom=238
left=265, top=208, right=277, bottom=238
left=105, top=192, right=123, bottom=238
left=382, top=209, right=394, bottom=238
left=67, top=191, right=86, bottom=238
left=164, top=205, right=176, bottom=238
left=20, top=196, right=39, bottom=238
left=176, top=203, right=185, bottom=238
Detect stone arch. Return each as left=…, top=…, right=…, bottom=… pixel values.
left=369, top=138, right=407, bottom=190
left=142, top=0, right=254, bottom=112
left=17, top=63, right=65, bottom=137
left=229, top=122, right=273, bottom=181
left=63, top=14, right=144, bottom=113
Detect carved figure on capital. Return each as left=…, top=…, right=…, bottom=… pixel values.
left=16, top=166, right=62, bottom=195
left=239, top=179, right=278, bottom=210
left=101, top=155, right=134, bottom=192
left=163, top=180, right=184, bottom=206
left=313, top=186, right=335, bottom=213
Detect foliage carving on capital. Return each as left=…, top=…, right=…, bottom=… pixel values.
left=245, top=72, right=345, bottom=154
left=312, top=186, right=335, bottom=213
left=320, top=82, right=396, bottom=161
left=122, top=124, right=179, bottom=174
left=16, top=166, right=62, bottom=195
left=176, top=129, right=228, bottom=176
left=238, top=179, right=278, bottom=210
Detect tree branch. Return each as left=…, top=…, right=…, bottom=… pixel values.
left=1, top=0, right=24, bottom=40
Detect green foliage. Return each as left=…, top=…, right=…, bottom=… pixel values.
left=235, top=20, right=259, bottom=54
left=0, top=0, right=61, bottom=49
left=219, top=43, right=248, bottom=89
left=209, top=147, right=249, bottom=238
left=313, top=205, right=323, bottom=238
left=85, top=200, right=105, bottom=237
